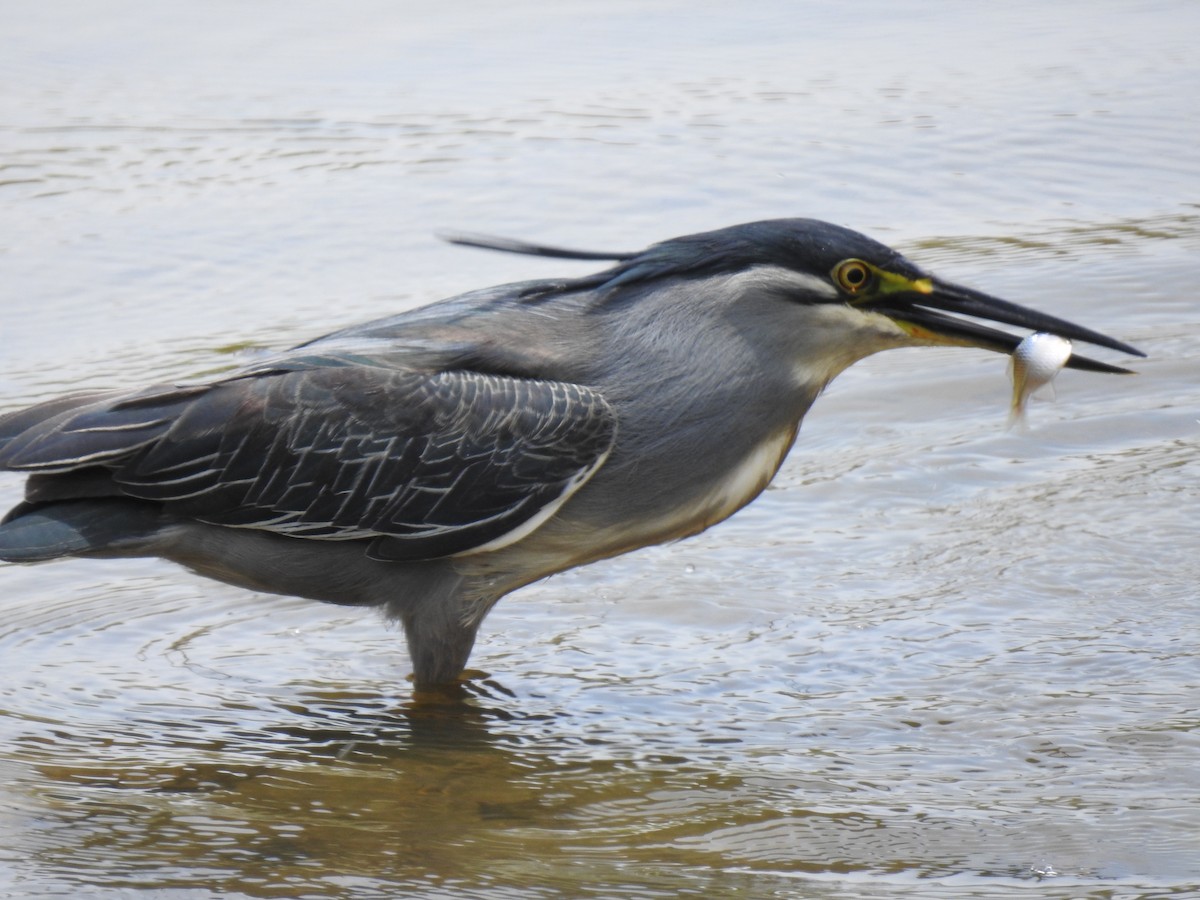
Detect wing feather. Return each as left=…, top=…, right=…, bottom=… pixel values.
left=1, top=366, right=616, bottom=560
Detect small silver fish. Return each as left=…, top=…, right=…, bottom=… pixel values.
left=1008, top=332, right=1072, bottom=430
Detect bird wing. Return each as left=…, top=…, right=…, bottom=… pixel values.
left=0, top=363, right=617, bottom=561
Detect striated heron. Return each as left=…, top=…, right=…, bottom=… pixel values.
left=0, top=219, right=1142, bottom=686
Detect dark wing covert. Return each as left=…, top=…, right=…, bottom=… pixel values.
left=0, top=366, right=617, bottom=561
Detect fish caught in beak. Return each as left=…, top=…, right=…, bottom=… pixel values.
left=867, top=277, right=1144, bottom=374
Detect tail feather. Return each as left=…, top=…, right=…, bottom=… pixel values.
left=0, top=500, right=168, bottom=562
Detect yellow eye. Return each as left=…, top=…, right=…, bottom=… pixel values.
left=833, top=259, right=873, bottom=294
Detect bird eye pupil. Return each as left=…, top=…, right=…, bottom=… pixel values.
left=835, top=260, right=871, bottom=292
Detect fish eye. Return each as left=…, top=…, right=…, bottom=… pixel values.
left=833, top=259, right=873, bottom=294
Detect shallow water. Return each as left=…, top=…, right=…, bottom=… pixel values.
left=1, top=2, right=1198, bottom=897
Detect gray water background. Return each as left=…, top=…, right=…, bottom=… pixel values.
left=1, top=2, right=1198, bottom=897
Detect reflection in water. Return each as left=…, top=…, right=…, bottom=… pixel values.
left=22, top=688, right=532, bottom=895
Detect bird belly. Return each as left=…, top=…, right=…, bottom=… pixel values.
left=509, top=425, right=797, bottom=571
left=671, top=425, right=797, bottom=534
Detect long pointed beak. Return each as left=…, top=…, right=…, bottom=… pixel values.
left=871, top=280, right=1145, bottom=374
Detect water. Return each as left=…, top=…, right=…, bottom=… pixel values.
left=1, top=2, right=1198, bottom=897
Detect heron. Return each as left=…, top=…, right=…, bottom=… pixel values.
left=0, top=219, right=1142, bottom=687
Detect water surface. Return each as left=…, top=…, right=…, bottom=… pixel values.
left=1, top=2, right=1198, bottom=897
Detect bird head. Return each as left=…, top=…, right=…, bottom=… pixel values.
left=443, top=218, right=1144, bottom=374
